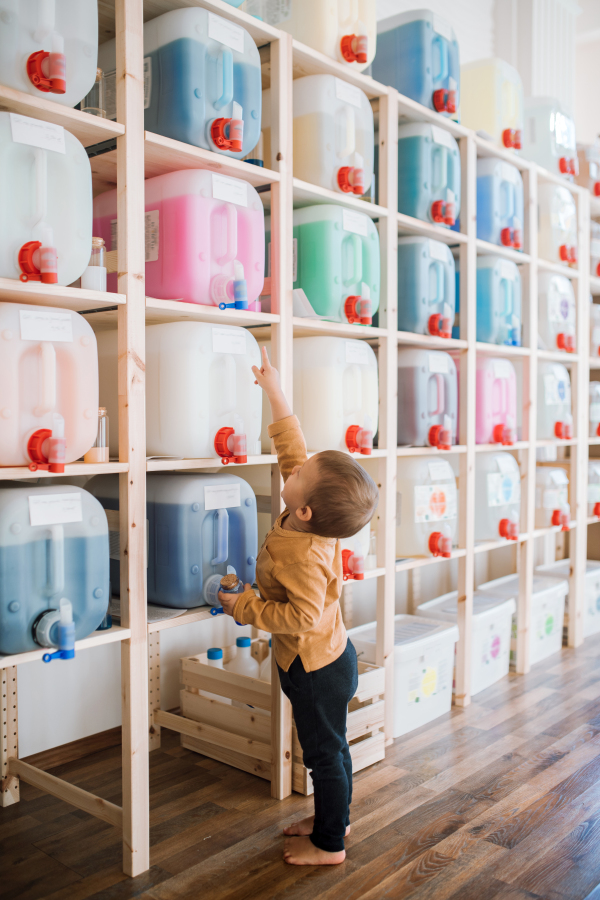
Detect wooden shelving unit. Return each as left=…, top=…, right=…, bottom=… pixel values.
left=0, top=0, right=595, bottom=880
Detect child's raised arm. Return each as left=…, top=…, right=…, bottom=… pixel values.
left=252, top=346, right=307, bottom=481
left=252, top=345, right=292, bottom=422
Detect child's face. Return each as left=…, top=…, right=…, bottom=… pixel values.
left=281, top=454, right=320, bottom=523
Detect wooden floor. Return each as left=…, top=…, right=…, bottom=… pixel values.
left=5, top=637, right=600, bottom=900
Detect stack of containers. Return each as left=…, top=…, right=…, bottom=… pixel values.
left=537, top=559, right=600, bottom=640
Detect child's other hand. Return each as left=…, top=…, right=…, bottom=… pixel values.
left=218, top=585, right=252, bottom=617
left=252, top=346, right=281, bottom=397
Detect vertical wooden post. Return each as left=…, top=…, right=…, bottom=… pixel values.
left=0, top=667, right=18, bottom=807
left=454, top=134, right=477, bottom=708
left=115, top=0, right=149, bottom=876
left=148, top=633, right=161, bottom=751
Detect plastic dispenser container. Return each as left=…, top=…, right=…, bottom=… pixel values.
left=591, top=222, right=600, bottom=278
left=538, top=273, right=576, bottom=353
left=396, top=457, right=457, bottom=559
left=475, top=452, right=521, bottom=541
left=0, top=0, right=98, bottom=108
left=478, top=573, right=568, bottom=667
left=476, top=257, right=522, bottom=346
left=98, top=8, right=261, bottom=158
left=373, top=11, right=459, bottom=117
left=87, top=472, right=257, bottom=609
left=538, top=183, right=578, bottom=266
left=292, top=205, right=380, bottom=324
left=576, top=140, right=600, bottom=196
left=0, top=484, right=109, bottom=656
left=397, top=123, right=461, bottom=227
left=591, top=383, right=600, bottom=439
left=589, top=460, right=600, bottom=518
left=0, top=112, right=92, bottom=286
left=592, top=303, right=600, bottom=359
left=535, top=467, right=570, bottom=531
left=475, top=357, right=517, bottom=446
left=289, top=75, right=374, bottom=196
left=476, top=159, right=524, bottom=250
left=94, top=171, right=264, bottom=309
left=246, top=0, right=376, bottom=70
left=0, top=303, right=98, bottom=470
left=97, top=322, right=261, bottom=461
left=397, top=238, right=455, bottom=338
left=340, top=521, right=370, bottom=581
left=537, top=361, right=572, bottom=440
left=537, top=558, right=600, bottom=640
left=226, top=636, right=259, bottom=677
left=348, top=615, right=459, bottom=738
left=460, top=58, right=523, bottom=152
left=417, top=589, right=516, bottom=696
left=397, top=349, right=457, bottom=450
left=522, top=98, right=577, bottom=179
left=200, top=648, right=232, bottom=704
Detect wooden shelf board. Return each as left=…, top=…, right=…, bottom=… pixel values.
left=474, top=534, right=527, bottom=554
left=0, top=279, right=125, bottom=311
left=590, top=275, right=600, bottom=295
left=147, top=607, right=214, bottom=633
left=292, top=317, right=387, bottom=339
left=0, top=462, right=128, bottom=482
left=537, top=349, right=580, bottom=363
left=141, top=0, right=281, bottom=45
left=397, top=445, right=467, bottom=457
left=147, top=454, right=278, bottom=472
left=292, top=178, right=386, bottom=219
left=291, top=41, right=388, bottom=98
left=398, top=331, right=467, bottom=350
left=145, top=132, right=280, bottom=186
left=395, top=549, right=466, bottom=573
left=475, top=442, right=529, bottom=453
left=397, top=100, right=469, bottom=140
left=536, top=439, right=578, bottom=447
left=533, top=522, right=576, bottom=538
left=588, top=437, right=600, bottom=445
left=535, top=166, right=584, bottom=193
left=398, top=213, right=468, bottom=245
left=476, top=342, right=530, bottom=357
left=475, top=239, right=530, bottom=264
left=473, top=136, right=533, bottom=172
left=145, top=297, right=279, bottom=328
left=537, top=259, right=579, bottom=279
left=0, top=625, right=131, bottom=668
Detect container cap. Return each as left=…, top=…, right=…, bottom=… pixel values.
left=236, top=637, right=251, bottom=647
left=207, top=648, right=223, bottom=660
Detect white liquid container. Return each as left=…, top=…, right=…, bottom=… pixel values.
left=0, top=0, right=98, bottom=108
left=535, top=467, right=570, bottom=530
left=349, top=615, right=459, bottom=738
left=576, top=140, right=600, bottom=196
left=537, top=559, right=600, bottom=640
left=397, top=349, right=458, bottom=449
left=97, top=322, right=261, bottom=461
left=417, top=590, right=516, bottom=696
left=200, top=648, right=232, bottom=704
left=396, top=457, right=457, bottom=559
left=591, top=303, right=600, bottom=359
left=537, top=362, right=572, bottom=441
left=0, top=112, right=92, bottom=286
left=538, top=183, right=578, bottom=267
left=591, top=221, right=600, bottom=279
left=226, top=637, right=259, bottom=678
left=0, top=303, right=98, bottom=469
left=588, top=460, right=600, bottom=518
left=461, top=58, right=523, bottom=152
left=590, top=383, right=600, bottom=439
left=538, top=273, right=576, bottom=353
left=340, top=520, right=371, bottom=580
left=522, top=97, right=577, bottom=179
left=475, top=452, right=521, bottom=542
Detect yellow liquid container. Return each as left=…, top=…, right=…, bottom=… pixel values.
left=461, top=58, right=523, bottom=152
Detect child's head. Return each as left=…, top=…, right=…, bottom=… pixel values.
left=282, top=451, right=379, bottom=539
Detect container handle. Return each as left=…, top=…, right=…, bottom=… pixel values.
left=214, top=47, right=234, bottom=112
left=337, top=105, right=356, bottom=159
left=33, top=0, right=55, bottom=44
left=33, top=148, right=48, bottom=229
left=216, top=202, right=238, bottom=266
left=344, top=233, right=363, bottom=286
left=431, top=145, right=448, bottom=196
left=432, top=34, right=449, bottom=83
left=34, top=341, right=56, bottom=417
left=46, top=524, right=65, bottom=597
left=430, top=373, right=445, bottom=416
left=429, top=260, right=444, bottom=306
left=211, top=508, right=229, bottom=565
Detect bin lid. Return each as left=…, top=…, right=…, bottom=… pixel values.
left=417, top=589, right=516, bottom=621
left=348, top=614, right=459, bottom=648
left=478, top=573, right=569, bottom=602
left=536, top=559, right=600, bottom=582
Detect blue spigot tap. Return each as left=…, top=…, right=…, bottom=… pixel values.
left=40, top=598, right=76, bottom=663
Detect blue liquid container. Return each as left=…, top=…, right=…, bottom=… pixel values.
left=87, top=473, right=258, bottom=609
left=476, top=256, right=522, bottom=346
left=98, top=8, right=261, bottom=158
left=397, top=237, right=455, bottom=337
left=373, top=10, right=459, bottom=117
left=0, top=484, right=109, bottom=655
left=477, top=158, right=524, bottom=250
left=398, top=123, right=461, bottom=227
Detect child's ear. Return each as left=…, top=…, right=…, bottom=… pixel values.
left=296, top=505, right=313, bottom=523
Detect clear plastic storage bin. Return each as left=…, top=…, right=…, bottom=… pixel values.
left=476, top=256, right=522, bottom=346
left=522, top=97, right=577, bottom=179
left=397, top=123, right=461, bottom=227
left=538, top=183, right=578, bottom=266
left=537, top=361, right=572, bottom=440
left=538, top=273, right=576, bottom=353
left=476, top=158, right=524, bottom=250
left=535, top=467, right=570, bottom=531
left=396, top=457, right=458, bottom=559
left=461, top=58, right=523, bottom=152
left=537, top=559, right=600, bottom=640
left=475, top=357, right=517, bottom=446
left=475, top=452, right=521, bottom=541
left=397, top=349, right=458, bottom=449
left=397, top=237, right=455, bottom=339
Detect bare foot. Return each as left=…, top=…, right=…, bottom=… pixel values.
left=283, top=835, right=346, bottom=866
left=283, top=815, right=351, bottom=837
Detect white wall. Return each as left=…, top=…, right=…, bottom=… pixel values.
left=575, top=0, right=600, bottom=144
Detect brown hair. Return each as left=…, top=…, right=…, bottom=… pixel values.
left=305, top=451, right=379, bottom=539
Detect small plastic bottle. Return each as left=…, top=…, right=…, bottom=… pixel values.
left=259, top=639, right=272, bottom=682
left=81, top=68, right=106, bottom=117
left=225, top=637, right=260, bottom=679
left=84, top=408, right=109, bottom=463
left=81, top=237, right=108, bottom=292
left=200, top=648, right=232, bottom=705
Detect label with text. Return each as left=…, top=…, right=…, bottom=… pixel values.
left=29, top=493, right=83, bottom=527
left=212, top=327, right=246, bottom=355
left=20, top=309, right=73, bottom=343
left=204, top=483, right=241, bottom=511
left=10, top=113, right=65, bottom=154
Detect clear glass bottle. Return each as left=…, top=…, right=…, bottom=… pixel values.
left=81, top=68, right=106, bottom=117
left=81, top=237, right=107, bottom=291
left=84, top=408, right=109, bottom=463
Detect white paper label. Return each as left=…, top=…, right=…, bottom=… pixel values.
left=292, top=237, right=298, bottom=282
left=204, top=483, right=241, bottom=511
left=429, top=353, right=449, bottom=373
left=551, top=468, right=569, bottom=485
left=589, top=484, right=600, bottom=504
left=104, top=69, right=117, bottom=121
left=208, top=12, right=245, bottom=53
left=499, top=260, right=516, bottom=280
left=433, top=14, right=453, bottom=42
left=487, top=472, right=520, bottom=507
left=335, top=77, right=362, bottom=109
left=244, top=0, right=292, bottom=24
left=342, top=209, right=369, bottom=237
left=430, top=124, right=455, bottom=150
left=143, top=57, right=152, bottom=109
left=212, top=173, right=248, bottom=207
left=414, top=484, right=457, bottom=522
left=345, top=341, right=370, bottom=365
left=212, top=327, right=246, bottom=355
left=429, top=240, right=448, bottom=263
left=549, top=292, right=575, bottom=325
left=145, top=210, right=159, bottom=263
left=493, top=359, right=512, bottom=380
left=20, top=310, right=73, bottom=343
left=428, top=461, right=452, bottom=481
left=29, top=493, right=82, bottom=527
left=10, top=113, right=65, bottom=154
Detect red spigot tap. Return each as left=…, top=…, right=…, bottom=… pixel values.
left=342, top=548, right=365, bottom=581
left=431, top=199, right=455, bottom=226
left=559, top=244, right=578, bottom=265
left=493, top=422, right=515, bottom=446
left=432, top=89, right=457, bottom=114
left=501, top=227, right=522, bottom=249
left=428, top=313, right=452, bottom=339
left=27, top=424, right=66, bottom=475
left=214, top=425, right=247, bottom=464
left=18, top=241, right=58, bottom=284
left=559, top=157, right=579, bottom=176
left=345, top=423, right=373, bottom=455
left=597, top=423, right=600, bottom=437
left=594, top=502, right=600, bottom=518
left=595, top=182, right=600, bottom=196
left=503, top=128, right=522, bottom=149
left=429, top=532, right=452, bottom=558
left=338, top=166, right=365, bottom=195
left=596, top=261, right=600, bottom=277
left=211, top=117, right=244, bottom=153
left=428, top=423, right=452, bottom=451
left=554, top=419, right=572, bottom=439
left=345, top=295, right=372, bottom=325
left=499, top=518, right=519, bottom=540
left=26, top=49, right=66, bottom=94
left=556, top=332, right=575, bottom=352
left=340, top=33, right=368, bottom=64
left=551, top=508, right=570, bottom=531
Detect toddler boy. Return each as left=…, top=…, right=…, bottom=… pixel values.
left=219, top=346, right=378, bottom=866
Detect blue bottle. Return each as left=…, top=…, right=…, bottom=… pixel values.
left=476, top=256, right=522, bottom=346
left=477, top=158, right=524, bottom=250
left=373, top=10, right=459, bottom=117
left=398, top=123, right=461, bottom=226
left=397, top=237, right=455, bottom=337
left=0, top=484, right=109, bottom=656
left=87, top=473, right=258, bottom=609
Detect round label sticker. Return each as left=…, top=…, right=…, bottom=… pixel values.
left=559, top=297, right=570, bottom=320
left=421, top=667, right=437, bottom=698
left=429, top=491, right=447, bottom=517
left=545, top=615, right=554, bottom=636
left=502, top=477, right=514, bottom=503
left=490, top=634, right=501, bottom=658
left=557, top=381, right=566, bottom=401
left=596, top=595, right=600, bottom=612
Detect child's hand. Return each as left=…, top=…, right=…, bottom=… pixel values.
left=218, top=585, right=252, bottom=617
left=252, top=346, right=282, bottom=397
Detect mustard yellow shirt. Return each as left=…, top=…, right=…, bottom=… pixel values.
left=233, top=415, right=346, bottom=672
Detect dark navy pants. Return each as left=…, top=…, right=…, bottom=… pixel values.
left=277, top=639, right=359, bottom=852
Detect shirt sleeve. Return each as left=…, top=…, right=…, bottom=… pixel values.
left=233, top=562, right=328, bottom=634
left=267, top=415, right=308, bottom=483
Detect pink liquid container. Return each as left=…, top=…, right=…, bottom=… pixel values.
left=461, top=58, right=523, bottom=152
left=538, top=183, right=578, bottom=267
left=538, top=273, right=576, bottom=353
left=475, top=452, right=521, bottom=542
left=537, top=361, right=572, bottom=440
left=396, top=457, right=458, bottom=559
left=522, top=98, right=577, bottom=179
left=0, top=303, right=98, bottom=469
left=93, top=170, right=264, bottom=309
left=535, top=467, right=570, bottom=530
left=397, top=349, right=457, bottom=449
left=588, top=460, right=600, bottom=518
left=591, top=383, right=600, bottom=440
left=475, top=357, right=517, bottom=446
